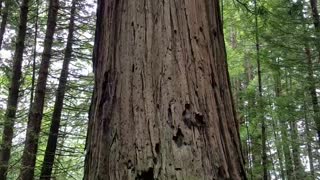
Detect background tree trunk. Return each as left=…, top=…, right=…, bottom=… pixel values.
left=305, top=46, right=320, bottom=142
left=29, top=0, right=39, bottom=111
left=84, top=0, right=246, bottom=179
left=40, top=0, right=75, bottom=178
left=310, top=0, right=320, bottom=31
left=0, top=0, right=30, bottom=179
left=20, top=0, right=59, bottom=179
left=0, top=0, right=9, bottom=49
left=309, top=0, right=320, bottom=63
left=303, top=97, right=315, bottom=179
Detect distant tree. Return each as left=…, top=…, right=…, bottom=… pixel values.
left=20, top=0, right=59, bottom=179
left=0, top=0, right=9, bottom=49
left=40, top=0, right=76, bottom=178
left=0, top=0, right=30, bottom=178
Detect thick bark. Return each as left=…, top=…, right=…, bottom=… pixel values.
left=19, top=0, right=59, bottom=179
left=39, top=0, right=75, bottom=179
left=84, top=0, right=246, bottom=179
left=0, top=0, right=30, bottom=179
left=0, top=0, right=9, bottom=49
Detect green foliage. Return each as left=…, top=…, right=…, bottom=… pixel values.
left=224, top=0, right=320, bottom=179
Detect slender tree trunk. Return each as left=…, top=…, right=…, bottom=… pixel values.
left=271, top=112, right=285, bottom=180
left=285, top=74, right=305, bottom=179
left=84, top=0, right=246, bottom=179
left=310, top=0, right=320, bottom=63
left=0, top=0, right=9, bottom=49
left=310, top=0, right=320, bottom=29
left=305, top=47, right=320, bottom=143
left=20, top=0, right=59, bottom=179
left=272, top=69, right=286, bottom=180
left=52, top=120, right=67, bottom=179
left=254, top=0, right=268, bottom=179
left=29, top=0, right=39, bottom=110
left=303, top=98, right=315, bottom=179
left=280, top=121, right=294, bottom=180
left=40, top=0, right=75, bottom=178
left=0, top=0, right=2, bottom=14
left=274, top=70, right=294, bottom=180
left=243, top=55, right=254, bottom=179
left=0, top=0, right=30, bottom=179
left=289, top=121, right=304, bottom=179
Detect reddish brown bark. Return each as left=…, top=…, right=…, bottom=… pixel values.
left=84, top=0, right=246, bottom=179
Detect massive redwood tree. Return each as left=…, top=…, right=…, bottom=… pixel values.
left=84, top=0, right=246, bottom=179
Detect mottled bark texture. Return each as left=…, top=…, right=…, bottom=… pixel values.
left=0, top=0, right=30, bottom=179
left=84, top=0, right=246, bottom=179
left=40, top=0, right=76, bottom=178
left=20, top=0, right=59, bottom=179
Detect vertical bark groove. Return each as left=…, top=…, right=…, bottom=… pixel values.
left=84, top=0, right=246, bottom=179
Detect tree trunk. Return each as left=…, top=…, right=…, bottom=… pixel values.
left=29, top=0, right=39, bottom=110
left=310, top=0, right=320, bottom=29
left=305, top=47, right=320, bottom=143
left=254, top=0, right=268, bottom=178
left=84, top=0, right=246, bottom=179
left=0, top=0, right=30, bottom=179
left=20, top=0, right=59, bottom=179
left=289, top=121, right=304, bottom=179
left=0, top=0, right=2, bottom=14
left=303, top=98, right=315, bottom=179
left=40, top=0, right=75, bottom=178
left=272, top=69, right=285, bottom=180
left=280, top=121, right=294, bottom=180
left=310, top=0, right=320, bottom=62
left=0, top=0, right=9, bottom=49
left=270, top=108, right=285, bottom=180
left=274, top=71, right=294, bottom=180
